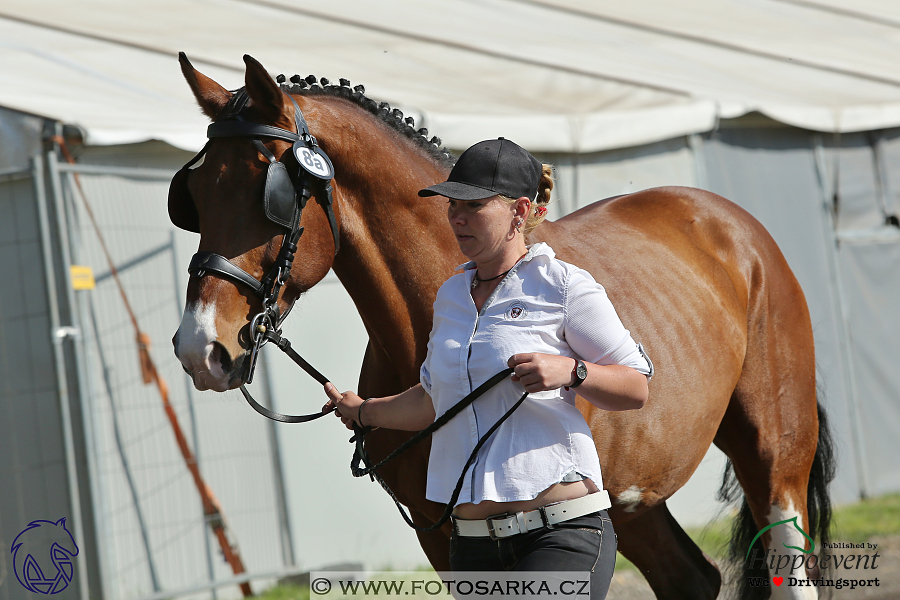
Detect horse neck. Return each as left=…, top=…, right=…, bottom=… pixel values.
left=321, top=108, right=460, bottom=384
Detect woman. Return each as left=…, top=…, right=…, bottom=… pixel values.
left=323, top=138, right=652, bottom=599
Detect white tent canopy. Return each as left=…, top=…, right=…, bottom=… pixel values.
left=2, top=0, right=900, bottom=152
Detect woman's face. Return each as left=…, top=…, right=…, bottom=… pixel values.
left=446, top=195, right=517, bottom=262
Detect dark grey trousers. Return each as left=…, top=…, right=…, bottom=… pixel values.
left=449, top=510, right=616, bottom=599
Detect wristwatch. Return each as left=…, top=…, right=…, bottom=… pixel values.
left=569, top=359, right=588, bottom=388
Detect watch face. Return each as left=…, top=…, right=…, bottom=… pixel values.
left=576, top=362, right=588, bottom=380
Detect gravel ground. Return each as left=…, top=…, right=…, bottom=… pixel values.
left=606, top=534, right=899, bottom=600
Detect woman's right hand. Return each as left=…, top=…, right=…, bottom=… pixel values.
left=323, top=382, right=365, bottom=430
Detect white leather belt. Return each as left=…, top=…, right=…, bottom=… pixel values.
left=453, top=490, right=611, bottom=540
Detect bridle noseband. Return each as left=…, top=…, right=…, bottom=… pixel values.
left=171, top=88, right=339, bottom=391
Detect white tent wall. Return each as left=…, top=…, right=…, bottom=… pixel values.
left=829, top=130, right=900, bottom=498
left=839, top=242, right=900, bottom=496
left=697, top=122, right=900, bottom=505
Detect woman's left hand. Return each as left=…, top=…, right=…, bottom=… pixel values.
left=323, top=382, right=365, bottom=430
left=509, top=353, right=648, bottom=410
left=508, top=353, right=577, bottom=392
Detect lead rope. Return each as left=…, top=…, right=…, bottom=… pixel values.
left=239, top=327, right=527, bottom=531
left=351, top=381, right=528, bottom=533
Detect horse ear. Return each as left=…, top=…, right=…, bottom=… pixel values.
left=243, top=54, right=285, bottom=122
left=179, top=52, right=232, bottom=120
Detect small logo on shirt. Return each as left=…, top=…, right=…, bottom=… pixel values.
left=505, top=301, right=528, bottom=320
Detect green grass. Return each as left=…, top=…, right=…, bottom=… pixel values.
left=254, top=584, right=310, bottom=600
left=831, top=492, right=900, bottom=544
left=254, top=494, right=900, bottom=597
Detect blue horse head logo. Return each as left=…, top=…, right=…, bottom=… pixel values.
left=11, top=518, right=79, bottom=594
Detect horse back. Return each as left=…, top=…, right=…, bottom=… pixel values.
left=535, top=186, right=778, bottom=329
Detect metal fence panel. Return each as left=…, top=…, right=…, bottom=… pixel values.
left=51, top=160, right=291, bottom=600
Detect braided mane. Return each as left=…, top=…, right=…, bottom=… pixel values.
left=276, top=74, right=455, bottom=169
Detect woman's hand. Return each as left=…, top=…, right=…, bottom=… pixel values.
left=508, top=353, right=648, bottom=410
left=508, top=353, right=577, bottom=392
left=323, top=382, right=365, bottom=430
left=322, top=382, right=436, bottom=431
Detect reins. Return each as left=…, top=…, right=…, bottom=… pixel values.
left=350, top=371, right=528, bottom=532
left=240, top=319, right=527, bottom=532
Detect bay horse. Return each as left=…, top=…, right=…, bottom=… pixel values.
left=170, top=54, right=833, bottom=600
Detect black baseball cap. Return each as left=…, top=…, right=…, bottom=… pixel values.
left=418, top=138, right=542, bottom=201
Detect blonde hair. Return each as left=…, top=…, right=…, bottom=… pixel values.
left=499, top=164, right=554, bottom=235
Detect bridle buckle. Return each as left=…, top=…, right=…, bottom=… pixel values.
left=246, top=310, right=276, bottom=385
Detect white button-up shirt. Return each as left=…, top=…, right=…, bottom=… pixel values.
left=420, top=243, right=653, bottom=505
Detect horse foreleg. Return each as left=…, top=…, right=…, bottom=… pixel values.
left=615, top=502, right=721, bottom=599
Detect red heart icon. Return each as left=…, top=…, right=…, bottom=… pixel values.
left=773, top=577, right=783, bottom=586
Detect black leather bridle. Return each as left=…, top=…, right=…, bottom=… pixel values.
left=169, top=88, right=339, bottom=419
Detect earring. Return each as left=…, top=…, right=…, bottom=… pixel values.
left=515, top=220, right=522, bottom=233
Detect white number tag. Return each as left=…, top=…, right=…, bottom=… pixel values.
left=293, top=141, right=334, bottom=180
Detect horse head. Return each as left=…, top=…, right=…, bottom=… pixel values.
left=171, top=54, right=340, bottom=391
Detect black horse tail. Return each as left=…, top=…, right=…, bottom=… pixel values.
left=718, top=394, right=836, bottom=600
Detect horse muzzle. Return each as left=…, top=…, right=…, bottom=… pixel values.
left=173, top=304, right=250, bottom=392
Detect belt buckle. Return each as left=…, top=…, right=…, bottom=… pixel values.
left=485, top=512, right=512, bottom=540
left=538, top=505, right=555, bottom=529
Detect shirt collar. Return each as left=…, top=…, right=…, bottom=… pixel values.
left=455, top=242, right=555, bottom=271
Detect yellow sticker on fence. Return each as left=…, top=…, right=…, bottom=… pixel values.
left=70, top=265, right=95, bottom=290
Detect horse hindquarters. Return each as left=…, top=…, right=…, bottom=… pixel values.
left=713, top=233, right=832, bottom=599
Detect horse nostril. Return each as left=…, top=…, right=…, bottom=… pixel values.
left=210, top=341, right=234, bottom=374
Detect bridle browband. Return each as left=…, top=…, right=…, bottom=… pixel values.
left=178, top=89, right=339, bottom=400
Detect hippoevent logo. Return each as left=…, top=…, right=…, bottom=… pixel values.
left=11, top=518, right=79, bottom=594
left=746, top=516, right=815, bottom=559
left=745, top=518, right=881, bottom=591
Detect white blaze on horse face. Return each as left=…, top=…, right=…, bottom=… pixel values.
left=616, top=486, right=644, bottom=512
left=766, top=503, right=818, bottom=600
left=175, top=300, right=229, bottom=391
